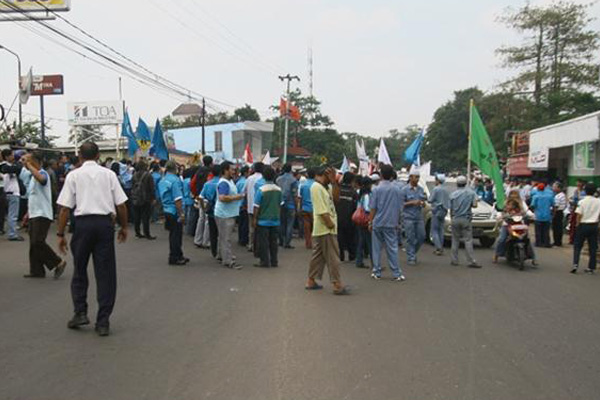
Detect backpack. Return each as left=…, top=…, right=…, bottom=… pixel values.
left=131, top=171, right=150, bottom=206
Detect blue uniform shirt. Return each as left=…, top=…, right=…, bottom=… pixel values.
left=450, top=187, right=478, bottom=220
left=159, top=173, right=184, bottom=216
left=531, top=189, right=555, bottom=222
left=200, top=177, right=219, bottom=216
left=152, top=171, right=162, bottom=200
left=236, top=176, right=247, bottom=208
left=400, top=184, right=426, bottom=221
left=370, top=180, right=403, bottom=229
left=299, top=179, right=315, bottom=213
left=182, top=177, right=194, bottom=207
left=276, top=173, right=298, bottom=210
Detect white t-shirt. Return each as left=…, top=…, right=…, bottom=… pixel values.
left=576, top=196, right=600, bottom=224
left=57, top=161, right=128, bottom=216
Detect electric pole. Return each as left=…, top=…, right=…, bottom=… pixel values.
left=201, top=97, right=206, bottom=155
left=278, top=74, right=300, bottom=164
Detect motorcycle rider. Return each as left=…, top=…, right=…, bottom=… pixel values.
left=493, top=192, right=536, bottom=264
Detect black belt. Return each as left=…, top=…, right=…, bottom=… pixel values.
left=75, top=214, right=112, bottom=219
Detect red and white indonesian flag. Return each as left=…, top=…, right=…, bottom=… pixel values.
left=243, top=143, right=253, bottom=165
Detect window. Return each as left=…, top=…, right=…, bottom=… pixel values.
left=215, top=131, right=223, bottom=152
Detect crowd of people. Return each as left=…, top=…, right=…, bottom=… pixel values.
left=2, top=142, right=600, bottom=335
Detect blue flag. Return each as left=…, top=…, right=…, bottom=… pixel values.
left=136, top=118, right=152, bottom=154
left=150, top=119, right=170, bottom=161
left=404, top=130, right=424, bottom=165
left=121, top=111, right=138, bottom=157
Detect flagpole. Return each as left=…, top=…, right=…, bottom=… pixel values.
left=467, top=99, right=473, bottom=180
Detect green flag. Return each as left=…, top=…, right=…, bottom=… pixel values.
left=470, top=102, right=505, bottom=209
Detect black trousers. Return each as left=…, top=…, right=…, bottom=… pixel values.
left=208, top=215, right=219, bottom=258
left=0, top=188, right=6, bottom=232
left=165, top=213, right=183, bottom=263
left=573, top=223, right=598, bottom=270
left=257, top=225, right=279, bottom=266
left=28, top=217, right=62, bottom=276
left=338, top=224, right=356, bottom=260
left=535, top=221, right=551, bottom=247
left=238, top=209, right=249, bottom=246
left=133, top=203, right=152, bottom=237
left=71, top=215, right=116, bottom=327
left=552, top=210, right=564, bottom=246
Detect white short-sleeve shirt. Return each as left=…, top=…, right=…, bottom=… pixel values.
left=576, top=196, right=600, bottom=224
left=57, top=161, right=128, bottom=216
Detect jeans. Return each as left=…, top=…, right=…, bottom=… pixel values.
left=451, top=218, right=476, bottom=265
left=494, top=225, right=509, bottom=256
left=165, top=214, right=183, bottom=263
left=279, top=207, right=295, bottom=247
left=372, top=227, right=403, bottom=278
left=7, top=194, right=20, bottom=239
left=573, top=223, right=598, bottom=270
left=257, top=225, right=279, bottom=266
left=184, top=204, right=198, bottom=237
left=535, top=221, right=551, bottom=247
left=431, top=211, right=446, bottom=251
left=216, top=217, right=236, bottom=265
left=404, top=219, right=425, bottom=262
left=356, top=227, right=372, bottom=267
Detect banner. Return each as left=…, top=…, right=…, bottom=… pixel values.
left=0, top=0, right=71, bottom=13
left=68, top=101, right=123, bottom=126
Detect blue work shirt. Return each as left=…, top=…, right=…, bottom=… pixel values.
left=531, top=189, right=555, bottom=222
left=450, top=187, right=478, bottom=220
left=369, top=180, right=403, bottom=229
left=482, top=188, right=495, bottom=205
left=236, top=176, right=247, bottom=208
left=429, top=185, right=450, bottom=213
left=152, top=171, right=162, bottom=200
left=200, top=177, right=219, bottom=216
left=158, top=173, right=184, bottom=216
left=299, top=179, right=315, bottom=213
left=400, top=184, right=426, bottom=221
left=182, top=177, right=194, bottom=207
left=276, top=172, right=298, bottom=210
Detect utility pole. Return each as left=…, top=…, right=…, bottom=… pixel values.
left=0, top=45, right=22, bottom=131
left=117, top=77, right=123, bottom=159
left=201, top=97, right=206, bottom=155
left=278, top=74, right=300, bottom=164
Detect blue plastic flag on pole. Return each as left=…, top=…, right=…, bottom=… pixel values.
left=404, top=130, right=425, bottom=166
left=136, top=118, right=152, bottom=142
left=150, top=119, right=170, bottom=161
left=121, top=110, right=138, bottom=157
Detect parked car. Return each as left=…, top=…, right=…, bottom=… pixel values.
left=423, top=179, right=499, bottom=248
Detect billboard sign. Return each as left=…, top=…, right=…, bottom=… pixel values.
left=22, top=75, right=64, bottom=96
left=67, top=101, right=124, bottom=126
left=0, top=0, right=71, bottom=13
left=528, top=147, right=549, bottom=171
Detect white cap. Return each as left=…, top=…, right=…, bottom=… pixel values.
left=409, top=164, right=420, bottom=176
left=457, top=175, right=468, bottom=185
left=370, top=174, right=381, bottom=181
left=436, top=173, right=446, bottom=183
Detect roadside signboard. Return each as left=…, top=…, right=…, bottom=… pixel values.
left=22, top=75, right=64, bottom=96
left=67, top=101, right=124, bottom=126
left=0, top=0, right=71, bottom=13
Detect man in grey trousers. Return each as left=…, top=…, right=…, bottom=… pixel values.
left=449, top=176, right=481, bottom=268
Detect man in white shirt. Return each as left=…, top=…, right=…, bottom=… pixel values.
left=56, top=142, right=129, bottom=337
left=1, top=149, right=24, bottom=241
left=22, top=152, right=67, bottom=279
left=552, top=182, right=567, bottom=247
left=244, top=162, right=264, bottom=252
left=571, top=183, right=600, bottom=275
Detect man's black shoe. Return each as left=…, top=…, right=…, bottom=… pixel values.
left=182, top=257, right=190, bottom=264
left=95, top=325, right=110, bottom=337
left=68, top=314, right=90, bottom=329
left=169, top=259, right=187, bottom=266
left=135, top=233, right=144, bottom=239
left=145, top=235, right=157, bottom=240
left=253, top=263, right=269, bottom=268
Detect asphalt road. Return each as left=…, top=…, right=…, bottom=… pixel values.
left=1, top=226, right=599, bottom=400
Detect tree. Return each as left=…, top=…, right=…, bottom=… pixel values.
left=0, top=120, right=56, bottom=147
left=497, top=1, right=600, bottom=122
left=232, top=104, right=260, bottom=122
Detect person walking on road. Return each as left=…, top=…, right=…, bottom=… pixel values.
left=429, top=173, right=450, bottom=256
left=56, top=142, right=128, bottom=337
left=306, top=167, right=348, bottom=295
left=131, top=161, right=156, bottom=240
left=276, top=163, right=298, bottom=249
left=215, top=161, right=244, bottom=270
left=159, top=161, right=189, bottom=266
left=531, top=183, right=554, bottom=248
left=552, top=182, right=567, bottom=247
left=22, top=152, right=67, bottom=279
left=245, top=162, right=264, bottom=252
left=571, top=183, right=600, bottom=275
left=369, top=165, right=405, bottom=282
left=449, top=176, right=481, bottom=268
left=236, top=165, right=250, bottom=247
left=336, top=172, right=357, bottom=262
left=253, top=166, right=282, bottom=268
left=400, top=169, right=427, bottom=265
left=355, top=177, right=373, bottom=269
left=200, top=165, right=221, bottom=258
left=1, top=149, right=24, bottom=241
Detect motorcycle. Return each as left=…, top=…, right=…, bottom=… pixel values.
left=504, top=215, right=534, bottom=270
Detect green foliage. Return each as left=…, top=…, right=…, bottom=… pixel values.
left=161, top=104, right=261, bottom=131
left=232, top=104, right=260, bottom=122
left=0, top=120, right=56, bottom=147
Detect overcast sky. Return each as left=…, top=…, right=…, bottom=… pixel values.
left=0, top=0, right=598, bottom=146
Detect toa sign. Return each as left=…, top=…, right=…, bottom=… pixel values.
left=67, top=101, right=124, bottom=126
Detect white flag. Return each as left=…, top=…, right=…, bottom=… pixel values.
left=340, top=155, right=350, bottom=174
left=262, top=151, right=272, bottom=165
left=377, top=138, right=392, bottom=166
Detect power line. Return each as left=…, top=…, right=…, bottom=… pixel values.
left=1, top=1, right=236, bottom=111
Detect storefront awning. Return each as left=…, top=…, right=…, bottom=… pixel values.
left=528, top=111, right=600, bottom=170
